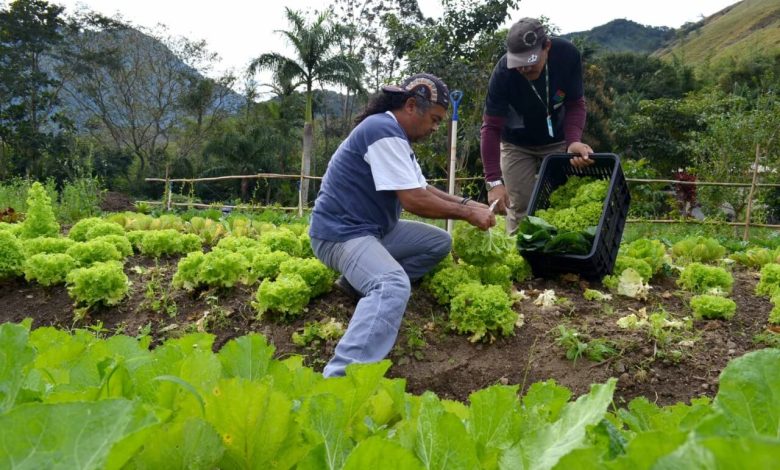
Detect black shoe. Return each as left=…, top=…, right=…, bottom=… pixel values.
left=335, top=275, right=363, bottom=300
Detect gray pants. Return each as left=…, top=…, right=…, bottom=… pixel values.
left=501, top=141, right=567, bottom=233
left=311, top=220, right=451, bottom=377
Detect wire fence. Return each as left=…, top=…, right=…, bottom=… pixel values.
left=143, top=146, right=780, bottom=240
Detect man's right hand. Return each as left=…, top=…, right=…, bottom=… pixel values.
left=488, top=185, right=510, bottom=215
left=467, top=206, right=496, bottom=230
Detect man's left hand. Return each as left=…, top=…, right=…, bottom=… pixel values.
left=567, top=142, right=595, bottom=168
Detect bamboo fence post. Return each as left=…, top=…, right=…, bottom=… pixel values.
left=297, top=173, right=304, bottom=218
left=742, top=144, right=762, bottom=241
left=164, top=165, right=172, bottom=212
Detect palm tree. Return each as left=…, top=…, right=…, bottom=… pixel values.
left=249, top=7, right=364, bottom=210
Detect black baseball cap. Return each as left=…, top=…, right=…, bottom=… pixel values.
left=506, top=18, right=548, bottom=68
left=382, top=73, right=450, bottom=108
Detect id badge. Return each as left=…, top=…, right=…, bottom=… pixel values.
left=546, top=115, right=554, bottom=137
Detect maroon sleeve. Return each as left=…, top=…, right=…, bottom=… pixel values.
left=480, top=114, right=506, bottom=181
left=563, top=96, right=587, bottom=148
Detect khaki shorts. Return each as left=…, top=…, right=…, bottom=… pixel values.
left=500, top=141, right=566, bottom=233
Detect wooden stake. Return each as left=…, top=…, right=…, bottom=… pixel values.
left=743, top=144, right=762, bottom=241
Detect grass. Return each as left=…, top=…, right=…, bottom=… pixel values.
left=0, top=176, right=104, bottom=224
left=623, top=220, right=780, bottom=250
left=655, top=0, right=780, bottom=70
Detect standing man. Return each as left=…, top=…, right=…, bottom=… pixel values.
left=481, top=17, right=593, bottom=233
left=310, top=73, right=496, bottom=377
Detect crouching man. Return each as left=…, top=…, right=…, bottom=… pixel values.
left=309, top=73, right=496, bottom=377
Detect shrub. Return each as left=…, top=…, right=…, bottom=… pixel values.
left=690, top=294, right=736, bottom=320
left=253, top=274, right=311, bottom=319
left=0, top=231, right=24, bottom=279
left=677, top=262, right=733, bottom=294
left=449, top=282, right=518, bottom=342
left=19, top=182, right=59, bottom=239
left=66, top=260, right=129, bottom=307
left=65, top=240, right=123, bottom=266
left=23, top=253, right=77, bottom=286
left=279, top=257, right=335, bottom=297
left=58, top=177, right=103, bottom=223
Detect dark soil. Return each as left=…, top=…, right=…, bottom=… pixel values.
left=0, top=257, right=774, bottom=406
left=100, top=191, right=137, bottom=212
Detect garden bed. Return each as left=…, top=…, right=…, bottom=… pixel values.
left=0, top=254, right=773, bottom=406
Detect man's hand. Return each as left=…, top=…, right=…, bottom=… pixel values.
left=567, top=141, right=595, bottom=168
left=487, top=185, right=510, bottom=215
left=466, top=206, right=496, bottom=230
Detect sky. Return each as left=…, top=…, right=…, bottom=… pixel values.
left=52, top=0, right=741, bottom=92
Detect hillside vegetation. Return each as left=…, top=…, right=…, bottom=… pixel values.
left=564, top=19, right=673, bottom=54
left=655, top=0, right=780, bottom=68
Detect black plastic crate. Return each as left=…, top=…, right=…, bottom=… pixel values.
left=519, top=153, right=630, bottom=280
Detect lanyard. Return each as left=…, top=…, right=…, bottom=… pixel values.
left=527, top=64, right=554, bottom=137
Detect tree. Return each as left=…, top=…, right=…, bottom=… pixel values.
left=248, top=7, right=364, bottom=209
left=0, top=0, right=70, bottom=178
left=60, top=18, right=235, bottom=191
left=395, top=0, right=517, bottom=183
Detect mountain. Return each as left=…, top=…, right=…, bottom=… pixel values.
left=654, top=0, right=780, bottom=67
left=563, top=19, right=674, bottom=55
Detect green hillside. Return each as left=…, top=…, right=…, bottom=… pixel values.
left=655, top=0, right=780, bottom=68
left=564, top=19, right=674, bottom=55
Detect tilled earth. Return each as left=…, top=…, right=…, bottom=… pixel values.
left=0, top=255, right=774, bottom=406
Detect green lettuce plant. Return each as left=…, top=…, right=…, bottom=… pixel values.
left=677, top=262, right=733, bottom=294
left=19, top=182, right=59, bottom=239
left=197, top=250, right=251, bottom=289
left=84, top=222, right=125, bottom=240
left=172, top=251, right=205, bottom=291
left=671, top=236, right=726, bottom=263
left=449, top=282, right=518, bottom=342
left=452, top=222, right=513, bottom=266
left=67, top=217, right=106, bottom=241
left=756, top=263, right=780, bottom=297
left=425, top=263, right=480, bottom=305
left=66, top=260, right=129, bottom=306
left=278, top=257, right=335, bottom=297
left=136, top=230, right=201, bottom=257
left=21, top=236, right=76, bottom=257
left=258, top=228, right=302, bottom=256
left=0, top=231, right=24, bottom=279
left=253, top=274, right=311, bottom=319
left=690, top=294, right=736, bottom=320
left=250, top=250, right=292, bottom=281
left=23, top=253, right=77, bottom=286
left=65, top=240, right=123, bottom=266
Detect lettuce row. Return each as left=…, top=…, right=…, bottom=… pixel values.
left=0, top=323, right=778, bottom=469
